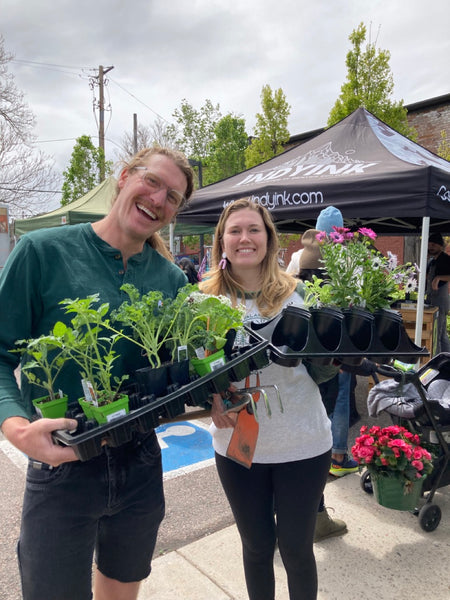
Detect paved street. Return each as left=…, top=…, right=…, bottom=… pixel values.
left=1, top=377, right=449, bottom=599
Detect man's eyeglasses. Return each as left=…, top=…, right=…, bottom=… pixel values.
left=134, top=167, right=186, bottom=208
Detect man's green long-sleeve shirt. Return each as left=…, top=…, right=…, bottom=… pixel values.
left=0, top=223, right=187, bottom=426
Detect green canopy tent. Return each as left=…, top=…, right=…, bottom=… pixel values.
left=14, top=176, right=117, bottom=237
left=13, top=176, right=213, bottom=238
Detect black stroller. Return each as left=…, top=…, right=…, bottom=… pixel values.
left=360, top=352, right=450, bottom=532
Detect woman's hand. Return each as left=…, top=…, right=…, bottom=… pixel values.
left=210, top=393, right=238, bottom=428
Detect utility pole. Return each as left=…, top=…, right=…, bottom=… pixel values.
left=95, top=65, right=114, bottom=181
left=133, top=113, right=138, bottom=154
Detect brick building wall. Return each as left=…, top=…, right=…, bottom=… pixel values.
left=406, top=95, right=450, bottom=154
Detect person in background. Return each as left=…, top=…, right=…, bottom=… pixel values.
left=285, top=205, right=344, bottom=275
left=0, top=147, right=194, bottom=600
left=297, top=229, right=347, bottom=542
left=177, top=256, right=199, bottom=284
left=426, top=232, right=450, bottom=353
left=312, top=207, right=359, bottom=477
left=201, top=198, right=338, bottom=600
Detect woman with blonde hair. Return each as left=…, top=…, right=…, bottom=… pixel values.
left=200, top=198, right=337, bottom=600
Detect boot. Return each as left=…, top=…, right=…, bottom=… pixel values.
left=314, top=508, right=347, bottom=542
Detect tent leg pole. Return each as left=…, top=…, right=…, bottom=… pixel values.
left=415, top=217, right=430, bottom=360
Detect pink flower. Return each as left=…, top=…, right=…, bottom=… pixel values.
left=357, top=446, right=375, bottom=461
left=412, top=460, right=424, bottom=472
left=329, top=231, right=345, bottom=243
left=353, top=424, right=434, bottom=484
left=358, top=227, right=377, bottom=239
left=315, top=231, right=327, bottom=243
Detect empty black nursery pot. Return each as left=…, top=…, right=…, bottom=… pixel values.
left=309, top=307, right=344, bottom=352
left=271, top=305, right=311, bottom=352
left=342, top=307, right=374, bottom=351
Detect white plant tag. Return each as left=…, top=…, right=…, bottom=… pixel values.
left=106, top=409, right=127, bottom=422
left=81, top=379, right=97, bottom=405
left=177, top=345, right=188, bottom=361
left=195, top=347, right=205, bottom=359
left=209, top=356, right=226, bottom=371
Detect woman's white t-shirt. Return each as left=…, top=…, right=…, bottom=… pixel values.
left=210, top=290, right=332, bottom=463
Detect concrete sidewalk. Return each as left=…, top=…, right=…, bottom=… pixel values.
left=139, top=472, right=450, bottom=600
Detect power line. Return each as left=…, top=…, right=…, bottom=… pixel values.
left=11, top=59, right=93, bottom=79
left=11, top=59, right=92, bottom=70
left=109, top=77, right=171, bottom=124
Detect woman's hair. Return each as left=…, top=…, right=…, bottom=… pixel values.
left=114, top=146, right=195, bottom=262
left=199, top=198, right=297, bottom=317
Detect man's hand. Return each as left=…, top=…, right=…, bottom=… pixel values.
left=1, top=416, right=79, bottom=466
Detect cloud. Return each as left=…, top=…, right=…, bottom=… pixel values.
left=2, top=0, right=449, bottom=180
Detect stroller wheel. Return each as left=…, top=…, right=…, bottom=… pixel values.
left=418, top=503, right=441, bottom=532
left=360, top=470, right=373, bottom=494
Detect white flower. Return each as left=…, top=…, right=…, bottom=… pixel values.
left=387, top=251, right=398, bottom=270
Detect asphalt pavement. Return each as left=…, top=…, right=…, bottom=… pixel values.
left=1, top=377, right=449, bottom=600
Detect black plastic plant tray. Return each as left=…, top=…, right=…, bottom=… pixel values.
left=246, top=306, right=429, bottom=366
left=52, top=337, right=269, bottom=461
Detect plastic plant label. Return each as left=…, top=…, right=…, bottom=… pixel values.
left=106, top=409, right=127, bottom=422
left=195, top=347, right=206, bottom=359
left=209, top=356, right=226, bottom=371
left=177, top=345, right=188, bottom=361
left=81, top=379, right=97, bottom=405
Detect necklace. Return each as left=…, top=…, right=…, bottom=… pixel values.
left=244, top=290, right=261, bottom=299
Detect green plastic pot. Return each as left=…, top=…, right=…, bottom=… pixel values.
left=79, top=394, right=129, bottom=425
left=32, top=395, right=68, bottom=419
left=191, top=349, right=226, bottom=377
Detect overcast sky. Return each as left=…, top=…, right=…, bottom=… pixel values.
left=3, top=0, right=450, bottom=181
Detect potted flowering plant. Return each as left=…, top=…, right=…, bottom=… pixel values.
left=352, top=424, right=434, bottom=510
left=304, top=226, right=418, bottom=312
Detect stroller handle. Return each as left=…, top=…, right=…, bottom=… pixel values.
left=375, top=363, right=418, bottom=383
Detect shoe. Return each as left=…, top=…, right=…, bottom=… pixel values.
left=314, top=508, right=347, bottom=542
left=329, top=454, right=359, bottom=477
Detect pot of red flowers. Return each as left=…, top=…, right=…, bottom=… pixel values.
left=352, top=424, right=434, bottom=511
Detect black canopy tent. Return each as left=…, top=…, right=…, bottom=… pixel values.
left=178, top=107, right=450, bottom=235
left=178, top=107, right=450, bottom=348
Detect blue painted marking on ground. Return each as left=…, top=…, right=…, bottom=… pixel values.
left=156, top=421, right=214, bottom=473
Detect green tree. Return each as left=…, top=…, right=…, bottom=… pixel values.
left=61, top=135, right=112, bottom=205
left=245, top=85, right=291, bottom=169
left=328, top=23, right=416, bottom=139
left=437, top=130, right=450, bottom=161
left=207, top=114, right=248, bottom=184
left=168, top=98, right=222, bottom=162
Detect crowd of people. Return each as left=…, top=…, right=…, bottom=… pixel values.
left=0, top=142, right=448, bottom=600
